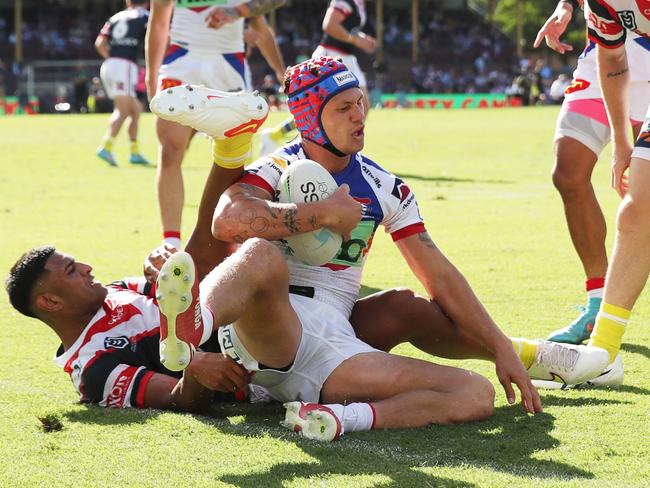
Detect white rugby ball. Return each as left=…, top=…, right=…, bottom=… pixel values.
left=277, top=159, right=343, bottom=266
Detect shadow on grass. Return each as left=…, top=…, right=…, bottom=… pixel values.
left=537, top=395, right=630, bottom=408
left=59, top=400, right=594, bottom=485
left=63, top=405, right=166, bottom=425
left=621, top=342, right=650, bottom=360
left=204, top=403, right=593, bottom=486
left=395, top=173, right=513, bottom=185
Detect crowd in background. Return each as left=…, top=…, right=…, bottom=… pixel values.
left=0, top=2, right=576, bottom=112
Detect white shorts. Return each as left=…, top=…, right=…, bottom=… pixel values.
left=312, top=45, right=367, bottom=88
left=100, top=58, right=139, bottom=99
left=217, top=293, right=378, bottom=403
left=633, top=104, right=650, bottom=161
left=555, top=82, right=650, bottom=156
left=158, top=44, right=250, bottom=93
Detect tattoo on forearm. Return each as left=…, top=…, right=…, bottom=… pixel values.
left=417, top=232, right=438, bottom=250
left=242, top=0, right=286, bottom=17
left=284, top=209, right=299, bottom=234
left=606, top=67, right=628, bottom=78
left=239, top=209, right=270, bottom=234
left=308, top=215, right=318, bottom=230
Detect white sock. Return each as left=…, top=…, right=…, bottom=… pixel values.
left=587, top=287, right=604, bottom=300
left=324, top=402, right=375, bottom=433
left=163, top=237, right=181, bottom=250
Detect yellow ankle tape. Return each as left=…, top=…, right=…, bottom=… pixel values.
left=212, top=133, right=254, bottom=169
left=588, top=316, right=626, bottom=362
left=601, top=302, right=631, bottom=320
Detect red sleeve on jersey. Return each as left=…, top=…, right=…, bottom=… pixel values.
left=99, top=21, right=112, bottom=37
left=390, top=223, right=426, bottom=242
left=332, top=7, right=351, bottom=17
left=238, top=173, right=275, bottom=197
left=134, top=370, right=155, bottom=408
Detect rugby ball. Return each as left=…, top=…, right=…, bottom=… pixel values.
left=277, top=159, right=343, bottom=266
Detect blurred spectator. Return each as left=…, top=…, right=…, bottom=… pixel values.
left=258, top=74, right=282, bottom=110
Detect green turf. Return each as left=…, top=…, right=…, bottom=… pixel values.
left=1, top=108, right=648, bottom=487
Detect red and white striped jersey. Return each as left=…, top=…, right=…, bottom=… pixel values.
left=587, top=0, right=650, bottom=48
left=53, top=278, right=214, bottom=408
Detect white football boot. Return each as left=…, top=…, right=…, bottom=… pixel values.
left=281, top=402, right=343, bottom=442
left=527, top=341, right=610, bottom=386
left=156, top=252, right=204, bottom=372
left=532, top=354, right=623, bottom=390
left=149, top=84, right=269, bottom=138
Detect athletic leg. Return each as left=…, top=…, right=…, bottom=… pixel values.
left=589, top=157, right=650, bottom=360
left=156, top=118, right=193, bottom=247
left=321, top=352, right=495, bottom=427
left=350, top=288, right=493, bottom=360
left=97, top=95, right=131, bottom=166
left=552, top=136, right=607, bottom=280
left=200, top=238, right=301, bottom=369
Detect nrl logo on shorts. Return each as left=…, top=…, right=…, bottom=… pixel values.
left=104, top=336, right=130, bottom=350
left=617, top=11, right=637, bottom=29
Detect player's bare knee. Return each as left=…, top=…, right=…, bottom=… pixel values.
left=447, top=374, right=494, bottom=423
left=241, top=238, right=288, bottom=286
left=617, top=195, right=650, bottom=234
left=551, top=161, right=589, bottom=195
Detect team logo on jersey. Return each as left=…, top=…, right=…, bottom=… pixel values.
left=104, top=336, right=130, bottom=350
left=564, top=78, right=590, bottom=95
left=618, top=10, right=637, bottom=29
left=328, top=219, right=376, bottom=267
left=391, top=178, right=411, bottom=203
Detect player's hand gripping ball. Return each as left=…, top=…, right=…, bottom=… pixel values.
left=277, top=159, right=343, bottom=266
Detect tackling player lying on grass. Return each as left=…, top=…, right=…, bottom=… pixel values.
left=147, top=57, right=609, bottom=419
left=5, top=236, right=606, bottom=440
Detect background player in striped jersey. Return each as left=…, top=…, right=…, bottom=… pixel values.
left=313, top=0, right=376, bottom=115
left=95, top=0, right=151, bottom=167
left=535, top=0, right=650, bottom=350
left=145, top=0, right=287, bottom=250
left=577, top=0, right=650, bottom=378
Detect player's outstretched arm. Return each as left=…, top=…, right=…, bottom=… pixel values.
left=94, top=34, right=110, bottom=59
left=396, top=232, right=542, bottom=414
left=533, top=0, right=578, bottom=53
left=143, top=353, right=251, bottom=412
left=212, top=182, right=362, bottom=243
left=145, top=0, right=173, bottom=100
left=322, top=6, right=376, bottom=54
left=206, top=0, right=287, bottom=29
left=248, top=15, right=286, bottom=84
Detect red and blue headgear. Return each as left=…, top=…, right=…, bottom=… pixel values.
left=286, top=56, right=360, bottom=156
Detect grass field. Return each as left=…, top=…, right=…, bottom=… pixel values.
left=1, top=108, right=649, bottom=487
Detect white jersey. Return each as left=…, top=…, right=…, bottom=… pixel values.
left=170, top=0, right=246, bottom=53
left=566, top=3, right=650, bottom=102
left=240, top=142, right=426, bottom=317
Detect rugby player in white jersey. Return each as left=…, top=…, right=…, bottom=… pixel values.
left=145, top=0, right=286, bottom=251
left=95, top=0, right=151, bottom=167
left=571, top=0, right=650, bottom=381
left=535, top=0, right=650, bottom=358
left=147, top=57, right=615, bottom=438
